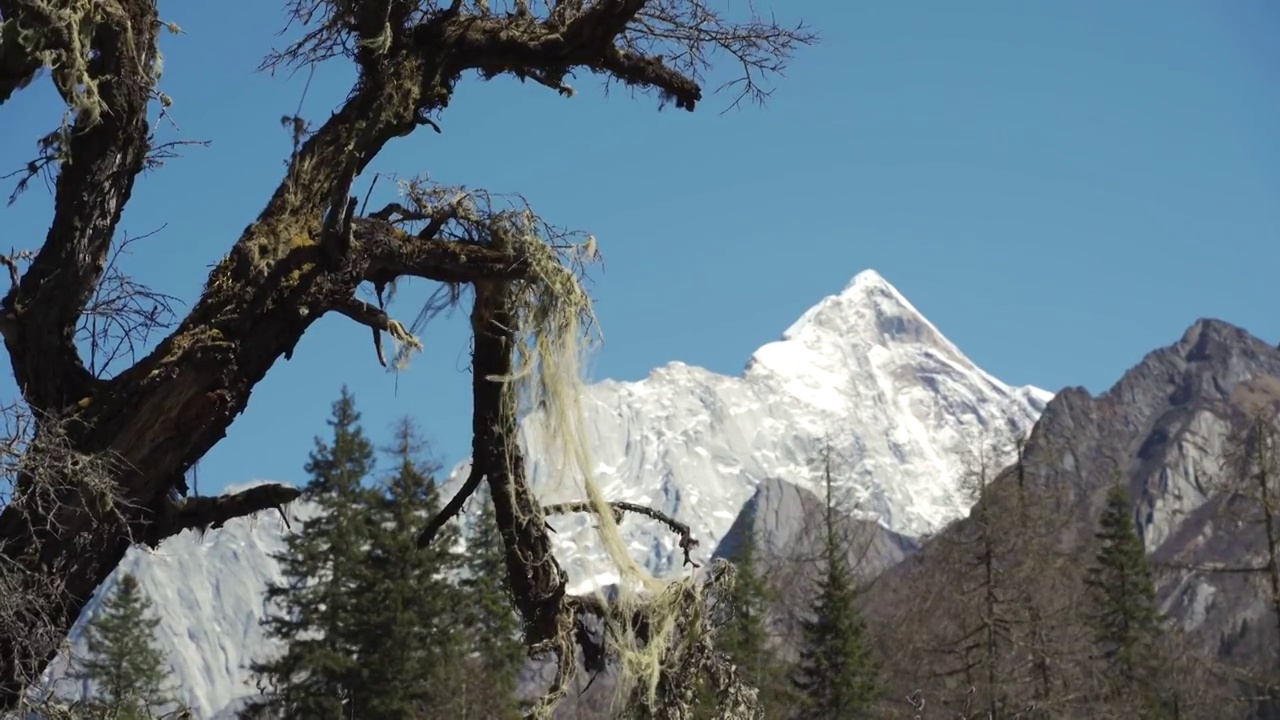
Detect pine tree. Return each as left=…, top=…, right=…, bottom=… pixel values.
left=351, top=417, right=469, bottom=718
left=243, top=387, right=376, bottom=719
left=720, top=528, right=772, bottom=694
left=696, top=525, right=792, bottom=719
left=69, top=573, right=177, bottom=719
left=458, top=484, right=525, bottom=719
left=1084, top=481, right=1166, bottom=717
left=791, top=443, right=880, bottom=719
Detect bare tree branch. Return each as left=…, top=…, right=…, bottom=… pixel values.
left=544, top=500, right=701, bottom=567
left=0, top=0, right=160, bottom=411
left=147, top=483, right=301, bottom=544
left=417, top=465, right=486, bottom=549
left=332, top=295, right=421, bottom=368
left=76, top=228, right=182, bottom=379
left=0, top=0, right=814, bottom=706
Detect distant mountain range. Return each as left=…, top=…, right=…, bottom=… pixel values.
left=67, top=269, right=1280, bottom=717
left=854, top=317, right=1280, bottom=713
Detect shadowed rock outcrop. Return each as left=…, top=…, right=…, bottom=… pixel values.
left=714, top=476, right=917, bottom=575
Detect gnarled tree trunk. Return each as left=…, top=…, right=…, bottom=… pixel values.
left=0, top=0, right=812, bottom=709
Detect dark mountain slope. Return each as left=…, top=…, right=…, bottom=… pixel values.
left=860, top=318, right=1280, bottom=716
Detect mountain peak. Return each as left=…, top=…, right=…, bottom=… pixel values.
left=771, top=269, right=957, bottom=368
left=843, top=267, right=891, bottom=291
left=839, top=268, right=901, bottom=299
left=746, top=268, right=1049, bottom=452
left=1176, top=318, right=1259, bottom=360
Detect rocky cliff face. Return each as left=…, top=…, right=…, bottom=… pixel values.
left=1015, top=319, right=1280, bottom=630
left=714, top=475, right=917, bottom=593
left=863, top=317, right=1280, bottom=702
left=1031, top=319, right=1280, bottom=553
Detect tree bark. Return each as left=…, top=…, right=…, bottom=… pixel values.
left=0, top=0, right=810, bottom=706
left=470, top=282, right=568, bottom=648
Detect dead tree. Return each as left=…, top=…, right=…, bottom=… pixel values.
left=883, top=433, right=1080, bottom=719
left=1172, top=399, right=1280, bottom=715
left=0, top=0, right=815, bottom=712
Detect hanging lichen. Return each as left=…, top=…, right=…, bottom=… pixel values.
left=383, top=177, right=751, bottom=716
left=2, top=0, right=109, bottom=127
left=484, top=208, right=747, bottom=717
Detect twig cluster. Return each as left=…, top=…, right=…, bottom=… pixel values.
left=77, top=229, right=182, bottom=378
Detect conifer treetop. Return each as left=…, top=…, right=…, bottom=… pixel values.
left=68, top=572, right=180, bottom=717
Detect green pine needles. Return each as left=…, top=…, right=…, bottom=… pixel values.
left=790, top=448, right=880, bottom=720
left=243, top=388, right=523, bottom=719
left=69, top=573, right=180, bottom=719
left=1083, top=481, right=1175, bottom=718
left=244, top=387, right=375, bottom=719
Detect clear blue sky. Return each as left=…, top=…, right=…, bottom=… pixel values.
left=2, top=1, right=1276, bottom=494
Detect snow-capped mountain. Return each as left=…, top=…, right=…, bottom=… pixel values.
left=520, top=269, right=1051, bottom=591
left=48, top=269, right=1052, bottom=717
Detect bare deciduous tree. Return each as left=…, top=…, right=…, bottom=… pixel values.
left=875, top=432, right=1086, bottom=719
left=0, top=0, right=815, bottom=712
left=1164, top=393, right=1280, bottom=716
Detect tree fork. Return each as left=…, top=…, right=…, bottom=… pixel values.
left=0, top=219, right=522, bottom=708
left=0, top=0, right=160, bottom=413
left=0, top=0, right=814, bottom=708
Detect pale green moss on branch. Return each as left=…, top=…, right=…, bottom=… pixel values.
left=1, top=1, right=105, bottom=122
left=473, top=205, right=750, bottom=715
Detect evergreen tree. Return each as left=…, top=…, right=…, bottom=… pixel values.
left=695, top=525, right=792, bottom=719
left=243, top=387, right=376, bottom=719
left=1084, top=481, right=1166, bottom=717
left=458, top=484, right=525, bottom=719
left=719, top=528, right=772, bottom=692
left=69, top=573, right=177, bottom=719
left=790, top=444, right=880, bottom=719
left=352, top=417, right=469, bottom=718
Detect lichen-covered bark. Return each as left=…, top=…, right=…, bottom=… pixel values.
left=0, top=0, right=159, bottom=412
left=0, top=0, right=812, bottom=706
left=470, top=282, right=568, bottom=646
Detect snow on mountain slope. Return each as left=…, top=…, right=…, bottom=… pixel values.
left=513, top=270, right=1050, bottom=592
left=746, top=270, right=1052, bottom=531
left=45, top=488, right=313, bottom=717
left=49, top=269, right=1051, bottom=717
